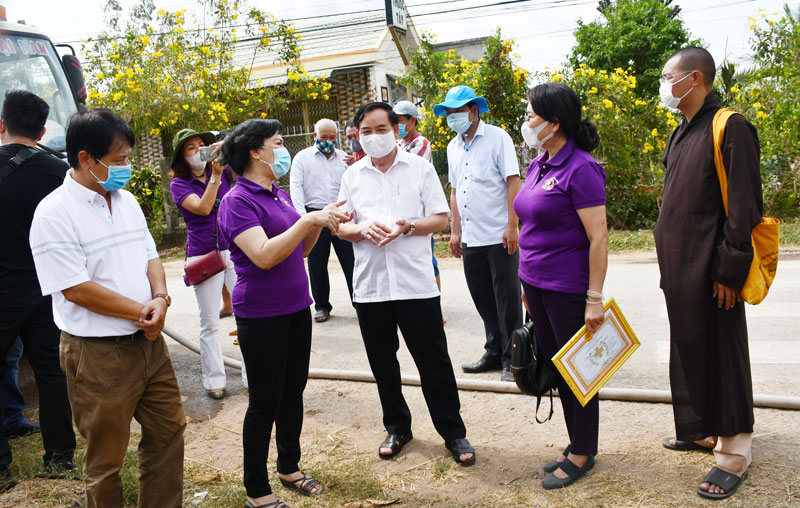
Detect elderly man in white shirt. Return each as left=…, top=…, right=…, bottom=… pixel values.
left=290, top=118, right=355, bottom=323
left=336, top=102, right=475, bottom=468
left=29, top=109, right=186, bottom=508
left=435, top=85, right=523, bottom=382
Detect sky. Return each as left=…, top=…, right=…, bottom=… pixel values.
left=4, top=0, right=794, bottom=76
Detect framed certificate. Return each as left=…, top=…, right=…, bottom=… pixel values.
left=551, top=298, right=640, bottom=407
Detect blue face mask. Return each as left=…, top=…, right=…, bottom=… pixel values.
left=316, top=139, right=335, bottom=154
left=447, top=112, right=473, bottom=133
left=91, top=159, right=131, bottom=191
left=260, top=146, right=292, bottom=179
left=398, top=123, right=408, bottom=138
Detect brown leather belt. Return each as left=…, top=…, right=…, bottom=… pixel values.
left=79, top=330, right=147, bottom=343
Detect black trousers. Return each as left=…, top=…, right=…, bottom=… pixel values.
left=462, top=243, right=522, bottom=369
left=0, top=282, right=76, bottom=467
left=306, top=206, right=355, bottom=312
left=522, top=282, right=599, bottom=456
left=355, top=297, right=466, bottom=442
left=236, top=307, right=312, bottom=498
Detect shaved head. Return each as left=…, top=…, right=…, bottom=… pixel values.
left=668, top=47, right=716, bottom=86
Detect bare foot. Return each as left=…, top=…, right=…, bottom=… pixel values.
left=247, top=493, right=280, bottom=507
left=699, top=480, right=726, bottom=495
left=276, top=470, right=322, bottom=495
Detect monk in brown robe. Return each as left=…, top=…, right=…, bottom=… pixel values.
left=654, top=47, right=762, bottom=500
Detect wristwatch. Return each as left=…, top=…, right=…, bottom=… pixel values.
left=209, top=176, right=220, bottom=185
left=404, top=220, right=416, bottom=236
left=154, top=293, right=172, bottom=307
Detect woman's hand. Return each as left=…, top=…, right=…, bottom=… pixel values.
left=521, top=290, right=530, bottom=314
left=210, top=158, right=224, bottom=179
left=584, top=301, right=604, bottom=335
left=306, top=200, right=352, bottom=233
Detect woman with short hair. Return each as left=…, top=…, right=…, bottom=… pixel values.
left=513, top=82, right=608, bottom=489
left=218, top=119, right=351, bottom=508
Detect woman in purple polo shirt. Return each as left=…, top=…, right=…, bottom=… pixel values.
left=513, top=82, right=608, bottom=490
left=170, top=128, right=238, bottom=400
left=218, top=119, right=350, bottom=508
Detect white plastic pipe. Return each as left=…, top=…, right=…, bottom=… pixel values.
left=161, top=326, right=800, bottom=410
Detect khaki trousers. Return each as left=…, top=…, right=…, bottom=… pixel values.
left=60, top=332, right=187, bottom=508
left=698, top=433, right=752, bottom=476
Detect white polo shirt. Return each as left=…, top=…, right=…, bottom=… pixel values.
left=289, top=145, right=348, bottom=214
left=447, top=120, right=520, bottom=247
left=29, top=172, right=159, bottom=337
left=337, top=148, right=449, bottom=303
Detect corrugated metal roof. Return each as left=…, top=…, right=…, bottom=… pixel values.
left=235, top=11, right=388, bottom=73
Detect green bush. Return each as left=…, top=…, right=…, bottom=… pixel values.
left=127, top=164, right=163, bottom=244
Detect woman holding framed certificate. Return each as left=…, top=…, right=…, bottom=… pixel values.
left=513, top=82, right=608, bottom=489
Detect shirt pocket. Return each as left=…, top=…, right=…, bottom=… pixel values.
left=471, top=157, right=500, bottom=183
left=392, top=187, right=423, bottom=219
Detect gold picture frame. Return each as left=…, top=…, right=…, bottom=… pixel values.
left=551, top=298, right=640, bottom=407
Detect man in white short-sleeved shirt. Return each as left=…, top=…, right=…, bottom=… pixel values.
left=337, top=102, right=475, bottom=467
left=289, top=118, right=354, bottom=322
left=29, top=109, right=185, bottom=508
left=435, top=85, right=523, bottom=382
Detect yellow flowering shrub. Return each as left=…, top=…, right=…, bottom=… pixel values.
left=540, top=65, right=678, bottom=228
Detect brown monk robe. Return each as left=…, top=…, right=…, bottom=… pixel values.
left=655, top=90, right=762, bottom=448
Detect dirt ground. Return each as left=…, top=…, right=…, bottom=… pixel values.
left=3, top=252, right=799, bottom=507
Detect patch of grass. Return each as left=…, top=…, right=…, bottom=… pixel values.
left=429, top=456, right=452, bottom=481
left=780, top=220, right=800, bottom=246
left=433, top=239, right=452, bottom=259
left=608, top=229, right=656, bottom=252
left=159, top=246, right=186, bottom=263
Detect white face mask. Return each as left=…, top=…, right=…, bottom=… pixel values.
left=359, top=132, right=397, bottom=158
left=185, top=151, right=205, bottom=172
left=521, top=119, right=554, bottom=149
left=659, top=71, right=694, bottom=111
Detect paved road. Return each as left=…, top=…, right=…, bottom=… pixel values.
left=162, top=253, right=800, bottom=420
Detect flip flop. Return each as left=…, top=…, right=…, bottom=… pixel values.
left=662, top=436, right=714, bottom=453
left=697, top=467, right=748, bottom=500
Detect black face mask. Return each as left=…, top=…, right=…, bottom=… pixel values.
left=347, top=138, right=362, bottom=153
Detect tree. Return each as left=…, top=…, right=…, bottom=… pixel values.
left=727, top=5, right=800, bottom=219
left=401, top=29, right=530, bottom=177
left=570, top=0, right=700, bottom=95
left=84, top=0, right=330, bottom=143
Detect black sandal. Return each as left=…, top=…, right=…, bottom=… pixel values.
left=543, top=445, right=570, bottom=473
left=279, top=473, right=323, bottom=496
left=245, top=500, right=289, bottom=508
left=445, top=438, right=476, bottom=467
left=542, top=455, right=595, bottom=489
left=378, top=432, right=413, bottom=459
left=662, top=436, right=714, bottom=453
left=697, top=467, right=748, bottom=500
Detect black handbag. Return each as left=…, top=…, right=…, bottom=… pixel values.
left=510, top=321, right=558, bottom=423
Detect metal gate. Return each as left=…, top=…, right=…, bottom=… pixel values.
left=279, top=97, right=346, bottom=157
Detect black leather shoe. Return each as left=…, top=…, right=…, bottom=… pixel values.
left=462, top=352, right=502, bottom=373
left=7, top=420, right=40, bottom=439
left=500, top=368, right=515, bottom=382
left=46, top=456, right=76, bottom=474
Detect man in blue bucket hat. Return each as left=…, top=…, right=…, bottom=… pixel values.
left=435, top=85, right=522, bottom=382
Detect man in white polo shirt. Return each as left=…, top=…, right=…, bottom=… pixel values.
left=336, top=102, right=475, bottom=467
left=29, top=109, right=185, bottom=508
left=435, top=85, right=523, bottom=382
left=289, top=117, right=354, bottom=323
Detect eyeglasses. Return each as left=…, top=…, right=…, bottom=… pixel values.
left=660, top=70, right=698, bottom=84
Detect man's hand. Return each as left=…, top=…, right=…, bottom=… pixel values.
left=343, top=154, right=355, bottom=166
left=361, top=221, right=393, bottom=246
left=137, top=298, right=168, bottom=340
left=377, top=219, right=412, bottom=247
left=449, top=232, right=463, bottom=258
left=502, top=224, right=519, bottom=255
left=712, top=281, right=741, bottom=310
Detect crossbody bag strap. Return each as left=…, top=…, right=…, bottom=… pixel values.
left=0, top=146, right=38, bottom=185
left=712, top=107, right=737, bottom=217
